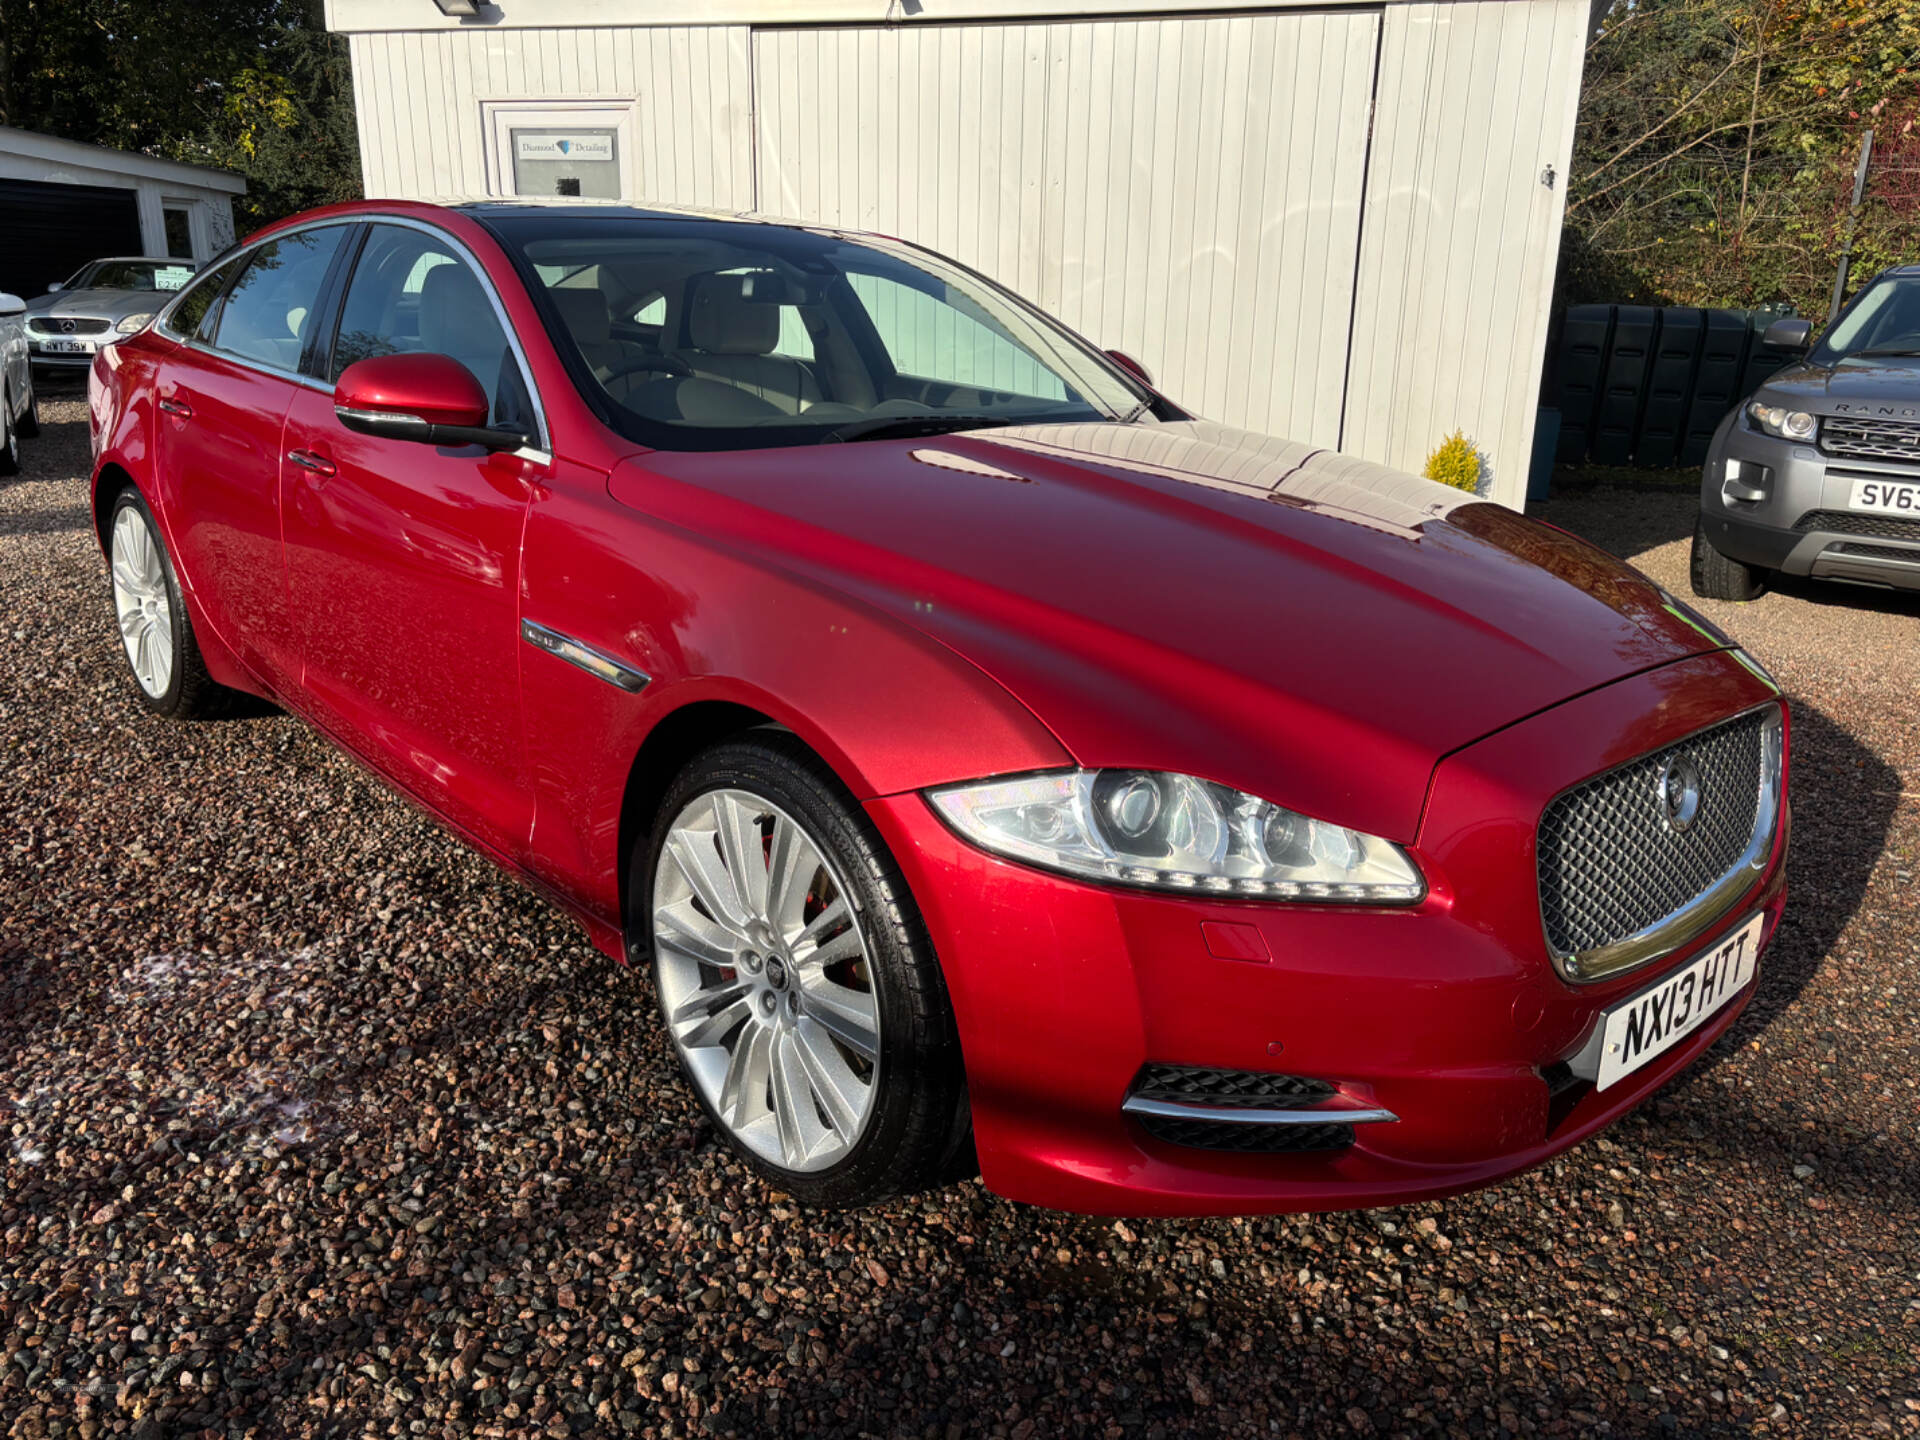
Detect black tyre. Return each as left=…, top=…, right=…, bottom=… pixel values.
left=106, top=487, right=239, bottom=718
left=16, top=374, right=39, bottom=439
left=1690, top=515, right=1769, bottom=601
left=0, top=387, right=19, bottom=477
left=633, top=734, right=969, bottom=1206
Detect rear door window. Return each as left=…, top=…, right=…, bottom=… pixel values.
left=159, top=256, right=244, bottom=342
left=208, top=227, right=348, bottom=374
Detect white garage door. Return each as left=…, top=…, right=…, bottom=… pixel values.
left=752, top=12, right=1381, bottom=447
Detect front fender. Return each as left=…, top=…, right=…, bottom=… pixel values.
left=517, top=458, right=1071, bottom=932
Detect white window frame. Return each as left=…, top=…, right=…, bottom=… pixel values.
left=481, top=100, right=640, bottom=202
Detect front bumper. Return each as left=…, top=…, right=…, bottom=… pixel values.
left=28, top=345, right=103, bottom=372
left=1704, top=422, right=1920, bottom=589
left=869, top=650, right=1786, bottom=1216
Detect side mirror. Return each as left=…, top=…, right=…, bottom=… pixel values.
left=334, top=353, right=526, bottom=451
left=1761, top=317, right=1813, bottom=351
left=45, top=282, right=64, bottom=293
left=1105, top=348, right=1154, bottom=387
left=0, top=293, right=24, bottom=319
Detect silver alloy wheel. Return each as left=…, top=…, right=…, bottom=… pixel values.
left=653, top=788, right=882, bottom=1172
left=110, top=506, right=175, bottom=699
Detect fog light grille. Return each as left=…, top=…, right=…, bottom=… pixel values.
left=1131, top=1064, right=1336, bottom=1109
left=1793, top=509, right=1920, bottom=543
left=1134, top=1113, right=1354, bottom=1153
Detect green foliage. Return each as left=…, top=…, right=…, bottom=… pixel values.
left=1564, top=0, right=1920, bottom=314
left=1424, top=432, right=1483, bottom=494
left=0, top=0, right=360, bottom=233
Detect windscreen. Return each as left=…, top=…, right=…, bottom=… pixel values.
left=1815, top=274, right=1920, bottom=362
left=81, top=261, right=195, bottom=293
left=487, top=213, right=1150, bottom=451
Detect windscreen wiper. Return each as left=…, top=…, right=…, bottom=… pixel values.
left=822, top=414, right=1020, bottom=444
left=1849, top=348, right=1920, bottom=358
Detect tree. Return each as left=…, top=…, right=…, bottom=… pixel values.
left=1563, top=0, right=1920, bottom=313
left=0, top=0, right=360, bottom=233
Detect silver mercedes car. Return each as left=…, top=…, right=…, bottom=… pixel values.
left=1694, top=264, right=1920, bottom=599
left=25, top=256, right=199, bottom=376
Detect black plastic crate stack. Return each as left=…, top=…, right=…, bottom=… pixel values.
left=1552, top=304, right=1801, bottom=469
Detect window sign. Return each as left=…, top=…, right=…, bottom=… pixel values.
left=155, top=266, right=196, bottom=291
left=514, top=133, right=615, bottom=162
left=510, top=126, right=621, bottom=200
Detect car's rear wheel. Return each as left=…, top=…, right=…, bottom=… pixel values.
left=636, top=735, right=968, bottom=1206
left=107, top=488, right=235, bottom=718
left=1690, top=515, right=1769, bottom=601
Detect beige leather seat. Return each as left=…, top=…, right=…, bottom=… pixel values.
left=549, top=287, right=648, bottom=381
left=676, top=274, right=821, bottom=414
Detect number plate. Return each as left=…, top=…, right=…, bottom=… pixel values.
left=1848, top=477, right=1920, bottom=516
left=35, top=339, right=94, bottom=355
left=1593, top=914, right=1761, bottom=1091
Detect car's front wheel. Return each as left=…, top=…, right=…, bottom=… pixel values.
left=1690, top=515, right=1769, bottom=601
left=636, top=736, right=968, bottom=1206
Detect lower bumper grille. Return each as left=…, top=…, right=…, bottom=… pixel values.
left=1122, top=1064, right=1390, bottom=1154
left=1794, top=509, right=1920, bottom=544
left=1829, top=541, right=1920, bottom=563
left=1133, top=1112, right=1354, bottom=1153
left=1131, top=1063, right=1335, bottom=1109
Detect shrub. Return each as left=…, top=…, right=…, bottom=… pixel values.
left=1424, top=432, right=1482, bottom=494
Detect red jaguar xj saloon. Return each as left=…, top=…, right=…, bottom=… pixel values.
left=88, top=201, right=1788, bottom=1215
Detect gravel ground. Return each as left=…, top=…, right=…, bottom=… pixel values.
left=3, top=398, right=1917, bottom=1439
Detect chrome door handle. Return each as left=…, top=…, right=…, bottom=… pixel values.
left=286, top=448, right=337, bottom=478
left=158, top=398, right=192, bottom=417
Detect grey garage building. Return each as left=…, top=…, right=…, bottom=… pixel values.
left=0, top=126, right=246, bottom=302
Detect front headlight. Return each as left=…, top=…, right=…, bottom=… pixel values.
left=115, top=313, right=153, bottom=335
left=926, top=770, right=1425, bottom=903
left=1747, top=401, right=1814, bottom=440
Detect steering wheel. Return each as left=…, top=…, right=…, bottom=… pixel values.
left=604, top=353, right=694, bottom=382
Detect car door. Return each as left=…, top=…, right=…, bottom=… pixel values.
left=279, top=221, right=545, bottom=861
left=153, top=226, right=352, bottom=691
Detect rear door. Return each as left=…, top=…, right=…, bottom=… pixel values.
left=279, top=221, right=545, bottom=861
left=153, top=225, right=353, bottom=691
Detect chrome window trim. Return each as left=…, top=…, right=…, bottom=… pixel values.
left=1542, top=702, right=1785, bottom=984
left=156, top=212, right=551, bottom=450
left=520, top=620, right=650, bottom=693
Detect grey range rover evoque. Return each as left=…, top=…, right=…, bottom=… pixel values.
left=1694, top=263, right=1920, bottom=600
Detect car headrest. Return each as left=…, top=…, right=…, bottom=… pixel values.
left=685, top=274, right=780, bottom=356
left=418, top=261, right=501, bottom=369
left=550, top=286, right=612, bottom=347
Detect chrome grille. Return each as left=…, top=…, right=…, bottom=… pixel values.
left=27, top=316, right=111, bottom=336
left=1819, top=415, right=1920, bottom=462
left=1538, top=708, right=1777, bottom=975
left=1794, top=509, right=1920, bottom=544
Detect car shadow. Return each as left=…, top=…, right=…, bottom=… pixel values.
left=1766, top=571, right=1920, bottom=616
left=1695, top=695, right=1898, bottom=1058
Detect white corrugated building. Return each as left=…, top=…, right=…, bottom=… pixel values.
left=323, top=0, right=1596, bottom=508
